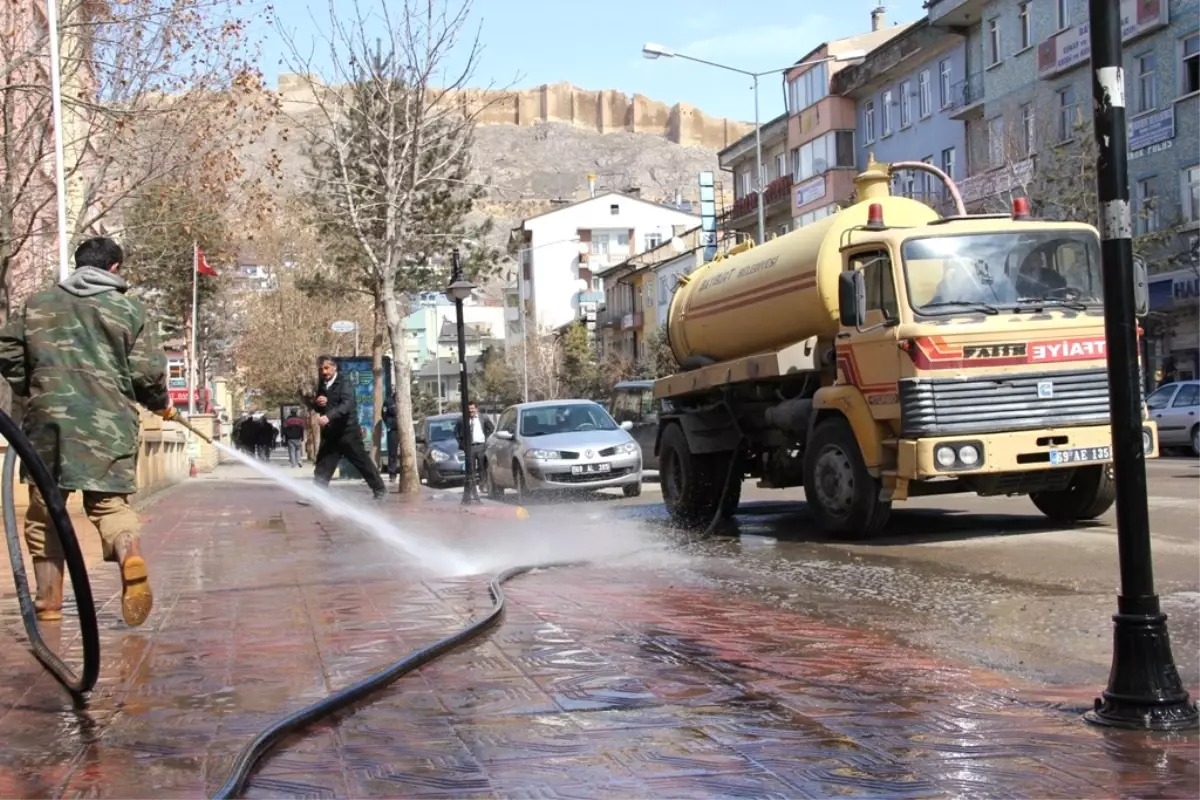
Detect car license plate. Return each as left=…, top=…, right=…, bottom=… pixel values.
left=1049, top=446, right=1111, bottom=465
left=571, top=462, right=611, bottom=475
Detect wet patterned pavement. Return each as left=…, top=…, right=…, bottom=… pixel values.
left=1, top=467, right=1197, bottom=799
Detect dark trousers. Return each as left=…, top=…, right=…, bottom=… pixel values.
left=286, top=439, right=303, bottom=467
left=467, top=442, right=485, bottom=487
left=314, top=427, right=386, bottom=495
left=386, top=427, right=399, bottom=478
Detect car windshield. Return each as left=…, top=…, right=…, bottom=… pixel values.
left=520, top=403, right=618, bottom=436
left=903, top=230, right=1103, bottom=315
left=427, top=420, right=456, bottom=441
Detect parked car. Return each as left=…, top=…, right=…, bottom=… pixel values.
left=1145, top=380, right=1199, bottom=455
left=483, top=400, right=642, bottom=498
left=609, top=379, right=659, bottom=471
left=415, top=413, right=466, bottom=487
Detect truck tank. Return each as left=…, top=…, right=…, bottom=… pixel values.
left=667, top=164, right=940, bottom=366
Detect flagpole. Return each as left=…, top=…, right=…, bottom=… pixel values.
left=189, top=241, right=198, bottom=415
left=47, top=0, right=70, bottom=282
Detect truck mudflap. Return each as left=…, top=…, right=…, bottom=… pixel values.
left=657, top=407, right=741, bottom=458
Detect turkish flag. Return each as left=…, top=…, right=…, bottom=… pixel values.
left=196, top=249, right=219, bottom=277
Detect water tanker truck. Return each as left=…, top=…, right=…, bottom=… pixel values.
left=654, top=158, right=1156, bottom=539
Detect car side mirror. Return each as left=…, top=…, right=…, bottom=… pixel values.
left=620, top=420, right=634, bottom=431
left=838, top=270, right=867, bottom=328
left=1133, top=256, right=1149, bottom=317
left=495, top=430, right=513, bottom=440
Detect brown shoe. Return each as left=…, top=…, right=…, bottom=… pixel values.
left=32, top=558, right=64, bottom=622
left=117, top=539, right=153, bottom=627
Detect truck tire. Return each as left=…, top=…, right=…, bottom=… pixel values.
left=802, top=416, right=891, bottom=540
left=660, top=423, right=740, bottom=529
left=1031, top=464, right=1115, bottom=521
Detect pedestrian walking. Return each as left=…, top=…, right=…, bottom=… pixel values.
left=454, top=402, right=493, bottom=492
left=306, top=355, right=386, bottom=501
left=283, top=408, right=306, bottom=468
left=382, top=394, right=400, bottom=482
left=0, top=236, right=173, bottom=627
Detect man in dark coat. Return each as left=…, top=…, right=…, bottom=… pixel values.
left=282, top=408, right=306, bottom=467
left=307, top=355, right=386, bottom=500
left=0, top=236, right=171, bottom=626
left=381, top=395, right=400, bottom=482
left=454, top=402, right=494, bottom=490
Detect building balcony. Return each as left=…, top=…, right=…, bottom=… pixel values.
left=725, top=176, right=794, bottom=227
left=598, top=306, right=624, bottom=329
left=925, top=0, right=989, bottom=29
left=946, top=72, right=985, bottom=120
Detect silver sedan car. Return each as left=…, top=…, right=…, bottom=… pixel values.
left=483, top=400, right=643, bottom=498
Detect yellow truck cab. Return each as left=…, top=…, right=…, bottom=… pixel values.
left=653, top=158, right=1155, bottom=539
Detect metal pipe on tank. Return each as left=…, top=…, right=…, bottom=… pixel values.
left=889, top=160, right=966, bottom=216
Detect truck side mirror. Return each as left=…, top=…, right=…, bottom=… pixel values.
left=838, top=271, right=867, bottom=328
left=1133, top=256, right=1149, bottom=317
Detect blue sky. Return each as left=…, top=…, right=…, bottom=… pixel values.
left=248, top=0, right=929, bottom=123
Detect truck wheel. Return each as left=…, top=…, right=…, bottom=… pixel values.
left=1191, top=425, right=1199, bottom=458
left=1031, top=464, right=1115, bottom=521
left=660, top=423, right=740, bottom=529
left=803, top=417, right=891, bottom=540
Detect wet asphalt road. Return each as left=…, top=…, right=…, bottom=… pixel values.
left=487, top=455, right=1200, bottom=690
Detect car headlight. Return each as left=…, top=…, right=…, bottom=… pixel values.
left=430, top=449, right=450, bottom=462
left=526, top=449, right=561, bottom=460
left=616, top=442, right=639, bottom=455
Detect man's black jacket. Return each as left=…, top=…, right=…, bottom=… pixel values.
left=455, top=413, right=494, bottom=448
left=382, top=398, right=398, bottom=431
left=310, top=372, right=357, bottom=437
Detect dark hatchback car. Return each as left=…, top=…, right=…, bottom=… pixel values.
left=415, top=413, right=466, bottom=487
left=608, top=379, right=659, bottom=470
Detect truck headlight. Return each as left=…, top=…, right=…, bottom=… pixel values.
left=526, top=449, right=561, bottom=461
left=935, top=446, right=957, bottom=468
left=933, top=441, right=985, bottom=471
left=958, top=445, right=980, bottom=466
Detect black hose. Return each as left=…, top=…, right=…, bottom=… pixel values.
left=212, top=560, right=581, bottom=800
left=703, top=390, right=746, bottom=538
left=0, top=408, right=100, bottom=702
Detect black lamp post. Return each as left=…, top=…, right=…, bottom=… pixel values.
left=1083, top=0, right=1197, bottom=731
left=446, top=248, right=480, bottom=505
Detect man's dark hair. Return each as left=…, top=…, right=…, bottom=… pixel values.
left=74, top=237, right=123, bottom=270
left=317, top=355, right=336, bottom=367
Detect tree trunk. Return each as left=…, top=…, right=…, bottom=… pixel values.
left=369, top=293, right=383, bottom=462
left=382, top=291, right=420, bottom=495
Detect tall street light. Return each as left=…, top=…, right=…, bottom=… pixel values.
left=446, top=248, right=480, bottom=506
left=641, top=44, right=865, bottom=245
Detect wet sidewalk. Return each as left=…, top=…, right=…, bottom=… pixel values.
left=0, top=464, right=1197, bottom=799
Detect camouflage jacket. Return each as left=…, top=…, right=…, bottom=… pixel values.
left=0, top=267, right=170, bottom=493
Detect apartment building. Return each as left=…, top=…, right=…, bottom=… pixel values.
left=785, top=9, right=914, bottom=228
left=717, top=113, right=792, bottom=241
left=831, top=19, right=967, bottom=213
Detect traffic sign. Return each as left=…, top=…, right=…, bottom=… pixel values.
left=330, top=320, right=356, bottom=333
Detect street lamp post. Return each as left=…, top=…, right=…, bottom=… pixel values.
left=641, top=44, right=865, bottom=245
left=1083, top=0, right=1197, bottom=731
left=446, top=248, right=479, bottom=506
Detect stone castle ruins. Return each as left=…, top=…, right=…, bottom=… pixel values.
left=276, top=74, right=753, bottom=150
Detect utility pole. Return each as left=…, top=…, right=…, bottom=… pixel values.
left=1083, top=0, right=1197, bottom=731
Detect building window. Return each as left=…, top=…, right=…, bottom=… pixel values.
left=790, top=147, right=801, bottom=180
left=1180, top=34, right=1199, bottom=97
left=609, top=204, right=620, bottom=215
left=881, top=89, right=893, bottom=135
left=592, top=276, right=602, bottom=291
left=941, top=147, right=956, bottom=180
left=1018, top=3, right=1031, bottom=50
left=775, top=152, right=787, bottom=180
left=1020, top=103, right=1034, bottom=155
left=617, top=232, right=630, bottom=248
left=591, top=233, right=609, bottom=256
left=987, top=18, right=1001, bottom=66
left=899, top=79, right=912, bottom=127
left=739, top=171, right=752, bottom=198
left=1055, top=0, right=1069, bottom=31
left=644, top=233, right=663, bottom=251
left=918, top=70, right=931, bottom=118
left=1135, top=53, right=1158, bottom=114
left=1136, top=177, right=1160, bottom=235
left=787, top=61, right=829, bottom=113
left=1057, top=86, right=1078, bottom=140
left=1184, top=166, right=1200, bottom=224
left=793, top=130, right=857, bottom=182
left=939, top=59, right=952, bottom=108
left=988, top=116, right=1004, bottom=166
left=863, top=100, right=876, bottom=142
left=777, top=223, right=789, bottom=237
left=921, top=155, right=935, bottom=199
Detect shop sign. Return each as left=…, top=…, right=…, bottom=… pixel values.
left=1038, top=0, right=1168, bottom=78
left=795, top=175, right=826, bottom=207
left=1129, top=107, right=1174, bottom=153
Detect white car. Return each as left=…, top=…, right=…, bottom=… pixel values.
left=483, top=400, right=643, bottom=498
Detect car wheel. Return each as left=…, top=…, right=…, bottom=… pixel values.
left=484, top=460, right=504, bottom=499
left=1191, top=425, right=1199, bottom=458
left=513, top=460, right=532, bottom=501
left=622, top=481, right=642, bottom=498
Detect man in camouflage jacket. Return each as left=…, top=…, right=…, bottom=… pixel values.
left=0, top=237, right=175, bottom=627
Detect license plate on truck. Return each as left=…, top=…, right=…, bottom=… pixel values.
left=1049, top=446, right=1111, bottom=465
left=572, top=463, right=611, bottom=475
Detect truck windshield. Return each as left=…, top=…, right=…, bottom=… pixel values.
left=902, top=230, right=1103, bottom=315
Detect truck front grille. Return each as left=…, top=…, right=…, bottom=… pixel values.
left=899, top=368, right=1131, bottom=437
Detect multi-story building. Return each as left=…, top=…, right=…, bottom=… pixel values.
left=717, top=113, right=792, bottom=241
left=508, top=190, right=698, bottom=348
left=831, top=18, right=967, bottom=213
left=785, top=9, right=914, bottom=228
